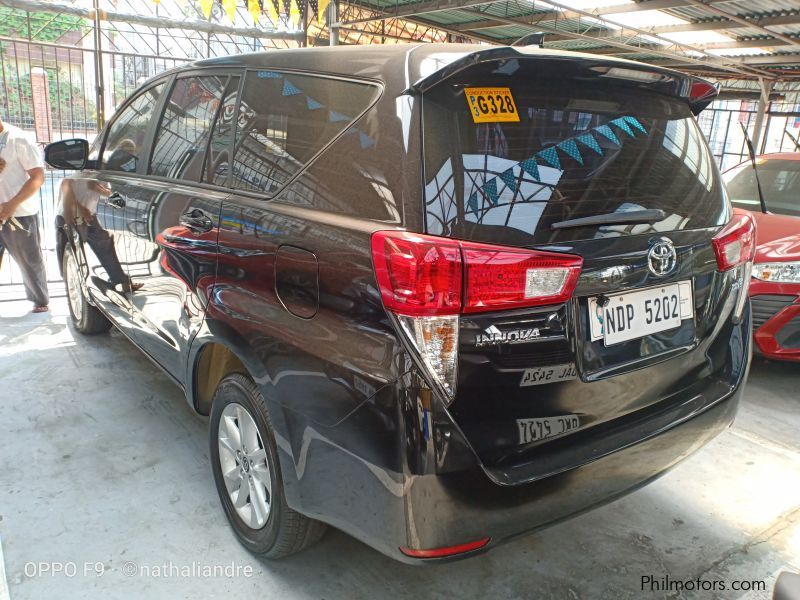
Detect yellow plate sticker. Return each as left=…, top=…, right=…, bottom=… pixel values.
left=464, top=87, right=520, bottom=123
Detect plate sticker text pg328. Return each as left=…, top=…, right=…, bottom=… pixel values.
left=464, top=87, right=520, bottom=123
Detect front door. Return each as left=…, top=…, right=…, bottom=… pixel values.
left=62, top=81, right=168, bottom=327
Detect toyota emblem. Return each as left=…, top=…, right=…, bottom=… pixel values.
left=648, top=238, right=677, bottom=277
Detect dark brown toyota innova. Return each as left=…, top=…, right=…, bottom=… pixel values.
left=44, top=44, right=754, bottom=563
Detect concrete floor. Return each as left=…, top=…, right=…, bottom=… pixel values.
left=1, top=295, right=798, bottom=600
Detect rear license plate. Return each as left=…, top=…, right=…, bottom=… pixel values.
left=520, top=364, right=577, bottom=387
left=588, top=281, right=694, bottom=346
left=517, top=415, right=580, bottom=445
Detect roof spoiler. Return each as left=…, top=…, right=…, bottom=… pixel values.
left=405, top=47, right=719, bottom=116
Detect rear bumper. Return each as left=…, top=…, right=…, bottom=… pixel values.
left=750, top=284, right=800, bottom=362
left=399, top=378, right=742, bottom=563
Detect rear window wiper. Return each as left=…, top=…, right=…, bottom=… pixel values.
left=551, top=209, right=666, bottom=230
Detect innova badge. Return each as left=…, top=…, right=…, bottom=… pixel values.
left=647, top=238, right=677, bottom=277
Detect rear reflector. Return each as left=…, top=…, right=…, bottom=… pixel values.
left=712, top=213, right=756, bottom=271
left=399, top=537, right=490, bottom=558
left=371, top=231, right=583, bottom=317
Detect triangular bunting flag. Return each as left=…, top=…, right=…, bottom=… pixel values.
left=595, top=125, right=620, bottom=146
left=264, top=0, right=279, bottom=22
left=557, top=139, right=583, bottom=165
left=537, top=146, right=561, bottom=170
left=359, top=132, right=374, bottom=149
left=248, top=0, right=261, bottom=24
left=484, top=178, right=499, bottom=206
left=282, top=79, right=302, bottom=96
left=289, top=0, right=301, bottom=24
left=467, top=191, right=478, bottom=215
left=329, top=110, right=350, bottom=122
left=520, top=158, right=540, bottom=181
left=199, top=0, right=213, bottom=18
left=624, top=116, right=648, bottom=134
left=576, top=133, right=603, bottom=155
left=222, top=0, right=237, bottom=22
left=498, top=168, right=518, bottom=193
left=610, top=117, right=635, bottom=137
left=306, top=96, right=323, bottom=110
left=317, top=0, right=330, bottom=24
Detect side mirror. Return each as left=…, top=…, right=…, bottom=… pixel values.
left=45, top=138, right=89, bottom=170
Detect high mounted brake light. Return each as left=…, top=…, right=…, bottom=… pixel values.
left=371, top=231, right=583, bottom=403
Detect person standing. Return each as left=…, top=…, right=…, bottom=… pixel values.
left=0, top=117, right=49, bottom=313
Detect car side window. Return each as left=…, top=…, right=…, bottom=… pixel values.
left=101, top=82, right=165, bottom=173
left=231, top=71, right=378, bottom=195
left=204, top=76, right=240, bottom=186
left=149, top=74, right=230, bottom=181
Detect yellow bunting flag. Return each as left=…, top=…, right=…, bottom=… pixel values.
left=317, top=0, right=329, bottom=24
left=264, top=0, right=279, bottom=23
left=248, top=0, right=260, bottom=23
left=289, top=0, right=301, bottom=26
left=222, top=0, right=237, bottom=22
left=199, top=0, right=214, bottom=18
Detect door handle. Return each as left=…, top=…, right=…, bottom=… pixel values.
left=108, top=192, right=126, bottom=209
left=179, top=208, right=214, bottom=234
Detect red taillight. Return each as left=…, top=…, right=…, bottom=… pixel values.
left=371, top=231, right=583, bottom=316
left=689, top=79, right=718, bottom=101
left=371, top=232, right=462, bottom=317
left=712, top=213, right=756, bottom=271
left=462, top=243, right=583, bottom=313
left=399, top=537, right=490, bottom=558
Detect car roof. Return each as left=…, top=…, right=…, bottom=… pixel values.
left=185, top=43, right=701, bottom=93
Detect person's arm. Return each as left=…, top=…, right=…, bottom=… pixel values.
left=0, top=167, right=45, bottom=224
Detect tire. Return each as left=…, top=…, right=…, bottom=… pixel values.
left=209, top=373, right=326, bottom=558
left=63, top=247, right=112, bottom=335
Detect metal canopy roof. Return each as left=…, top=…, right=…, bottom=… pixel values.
left=340, top=0, right=800, bottom=83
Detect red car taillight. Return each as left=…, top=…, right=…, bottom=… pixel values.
left=712, top=213, right=757, bottom=323
left=371, top=231, right=583, bottom=402
left=371, top=231, right=583, bottom=317
left=712, top=213, right=756, bottom=271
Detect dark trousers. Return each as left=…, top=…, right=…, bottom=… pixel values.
left=0, top=214, right=50, bottom=306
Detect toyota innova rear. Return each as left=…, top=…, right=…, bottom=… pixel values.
left=366, top=47, right=753, bottom=560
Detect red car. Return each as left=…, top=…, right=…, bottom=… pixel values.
left=724, top=153, right=800, bottom=361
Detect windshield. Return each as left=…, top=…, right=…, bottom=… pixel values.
left=724, top=158, right=800, bottom=217
left=422, top=61, right=728, bottom=245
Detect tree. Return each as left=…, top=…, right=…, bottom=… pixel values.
left=0, top=9, right=86, bottom=42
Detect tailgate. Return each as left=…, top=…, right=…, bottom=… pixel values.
left=419, top=55, right=733, bottom=467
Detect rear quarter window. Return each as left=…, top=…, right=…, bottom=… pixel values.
left=231, top=71, right=379, bottom=196
left=422, top=64, right=727, bottom=245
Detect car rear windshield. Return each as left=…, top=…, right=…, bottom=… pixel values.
left=422, top=62, right=727, bottom=245
left=725, top=159, right=800, bottom=217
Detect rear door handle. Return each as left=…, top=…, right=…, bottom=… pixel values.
left=179, top=208, right=214, bottom=234
left=108, top=192, right=126, bottom=209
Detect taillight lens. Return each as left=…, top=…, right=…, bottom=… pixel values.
left=462, top=244, right=582, bottom=313
left=371, top=231, right=583, bottom=316
left=371, top=232, right=462, bottom=317
left=371, top=230, right=583, bottom=404
left=712, top=213, right=756, bottom=271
